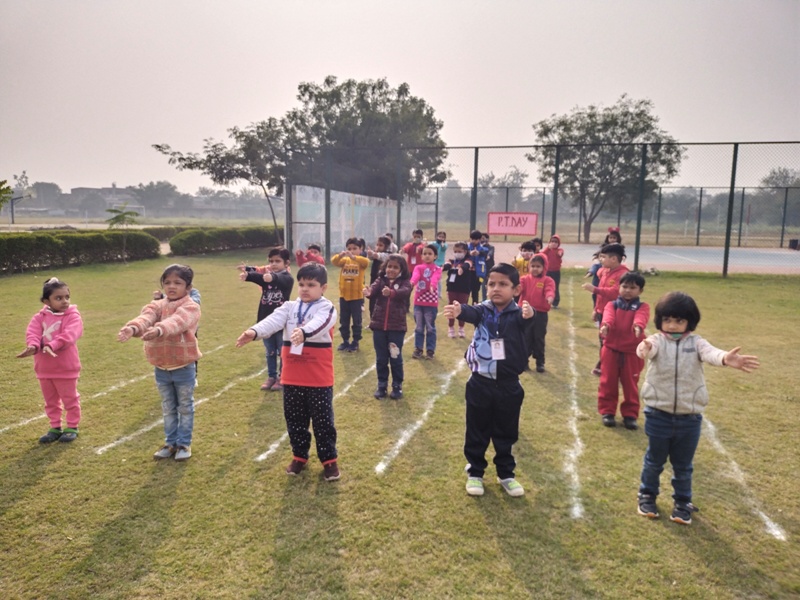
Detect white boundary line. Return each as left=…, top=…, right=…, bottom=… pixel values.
left=649, top=248, right=700, bottom=263
left=703, top=418, right=787, bottom=541
left=564, top=280, right=586, bottom=518
left=375, top=360, right=465, bottom=475
left=0, top=345, right=227, bottom=436
left=95, top=367, right=265, bottom=455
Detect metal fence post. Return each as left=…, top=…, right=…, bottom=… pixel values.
left=551, top=146, right=561, bottom=237
left=722, top=143, right=739, bottom=278
left=696, top=187, right=704, bottom=246
left=655, top=187, right=662, bottom=245
left=324, top=149, right=332, bottom=259
left=396, top=150, right=403, bottom=242
left=737, top=187, right=745, bottom=247
left=470, top=147, right=479, bottom=232
left=504, top=186, right=509, bottom=241
left=633, top=144, right=648, bottom=271
left=285, top=181, right=293, bottom=252
left=540, top=188, right=546, bottom=239
left=434, top=187, right=439, bottom=238
left=780, top=187, right=789, bottom=248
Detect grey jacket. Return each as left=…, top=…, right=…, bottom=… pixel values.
left=637, top=332, right=727, bottom=415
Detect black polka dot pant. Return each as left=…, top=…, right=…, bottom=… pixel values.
left=283, top=384, right=338, bottom=463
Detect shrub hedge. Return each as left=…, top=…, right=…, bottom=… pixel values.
left=169, top=226, right=282, bottom=255
left=140, top=226, right=199, bottom=242
left=0, top=231, right=160, bottom=274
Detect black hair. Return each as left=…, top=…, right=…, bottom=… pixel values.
left=41, top=277, right=68, bottom=302
left=296, top=262, right=327, bottom=285
left=654, top=292, right=701, bottom=332
left=345, top=237, right=360, bottom=248
left=603, top=231, right=623, bottom=245
left=357, top=238, right=366, bottom=249
left=531, top=237, right=543, bottom=251
left=377, top=236, right=391, bottom=248
left=436, top=231, right=446, bottom=237
left=488, top=263, right=519, bottom=287
left=453, top=241, right=468, bottom=251
left=384, top=232, right=394, bottom=239
left=620, top=271, right=645, bottom=290
left=599, top=242, right=626, bottom=260
left=161, top=264, right=193, bottom=287
left=268, top=248, right=291, bottom=263
left=308, top=243, right=322, bottom=253
left=520, top=240, right=536, bottom=251
left=424, top=243, right=439, bottom=256
left=469, top=229, right=482, bottom=240
left=412, top=229, right=423, bottom=237
left=529, top=254, right=546, bottom=268
left=379, top=254, right=410, bottom=280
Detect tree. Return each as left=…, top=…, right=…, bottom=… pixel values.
left=527, top=95, right=684, bottom=242
left=126, top=181, right=182, bottom=214
left=106, top=203, right=140, bottom=263
left=0, top=180, right=12, bottom=212
left=759, top=167, right=800, bottom=226
left=154, top=76, right=449, bottom=244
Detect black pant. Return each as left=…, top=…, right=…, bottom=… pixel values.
left=464, top=374, right=524, bottom=480
left=339, top=298, right=363, bottom=343
left=547, top=270, right=561, bottom=307
left=524, top=311, right=549, bottom=367
left=283, top=385, right=337, bottom=463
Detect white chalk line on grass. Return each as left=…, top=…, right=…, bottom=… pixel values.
left=375, top=360, right=465, bottom=475
left=95, top=367, right=266, bottom=455
left=564, top=281, right=586, bottom=519
left=0, top=345, right=228, bottom=437
left=703, top=419, right=787, bottom=541
left=650, top=248, right=700, bottom=263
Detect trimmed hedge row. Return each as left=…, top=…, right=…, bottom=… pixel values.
left=140, top=226, right=198, bottom=242
left=0, top=231, right=160, bottom=274
left=169, top=226, right=283, bottom=255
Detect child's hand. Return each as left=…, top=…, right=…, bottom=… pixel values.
left=237, top=262, right=247, bottom=272
left=443, top=301, right=461, bottom=320
left=290, top=328, right=305, bottom=346
left=470, top=249, right=478, bottom=256
left=581, top=283, right=594, bottom=292
left=640, top=339, right=653, bottom=354
left=362, top=286, right=371, bottom=297
left=381, top=286, right=391, bottom=297
left=457, top=267, right=463, bottom=276
left=117, top=326, right=135, bottom=342
left=42, top=346, right=57, bottom=357
left=141, top=327, right=162, bottom=341
left=152, top=290, right=163, bottom=300
left=599, top=324, right=609, bottom=336
left=521, top=300, right=533, bottom=319
left=236, top=329, right=256, bottom=347
left=262, top=272, right=273, bottom=283
left=239, top=271, right=247, bottom=281
left=547, top=297, right=554, bottom=305
left=16, top=345, right=37, bottom=358
left=724, top=347, right=760, bottom=373
left=634, top=325, right=643, bottom=337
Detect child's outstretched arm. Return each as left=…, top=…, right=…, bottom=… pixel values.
left=723, top=347, right=760, bottom=373
left=520, top=300, right=534, bottom=320
left=235, top=328, right=257, bottom=347
left=16, top=345, right=37, bottom=358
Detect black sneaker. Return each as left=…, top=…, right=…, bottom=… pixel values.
left=670, top=501, right=699, bottom=525
left=601, top=414, right=616, bottom=427
left=39, top=428, right=62, bottom=444
left=389, top=387, right=403, bottom=400
left=411, top=348, right=423, bottom=359
left=323, top=461, right=341, bottom=481
left=623, top=417, right=638, bottom=430
left=286, top=458, right=307, bottom=475
left=536, top=364, right=545, bottom=373
left=348, top=342, right=359, bottom=352
left=337, top=342, right=350, bottom=352
left=59, top=427, right=79, bottom=443
left=637, top=492, right=659, bottom=519
left=426, top=350, right=435, bottom=359
left=374, top=387, right=388, bottom=399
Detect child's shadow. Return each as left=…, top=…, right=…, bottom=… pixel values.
left=0, top=442, right=71, bottom=520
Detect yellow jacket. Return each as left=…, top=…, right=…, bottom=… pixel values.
left=331, top=253, right=370, bottom=301
left=512, top=256, right=530, bottom=278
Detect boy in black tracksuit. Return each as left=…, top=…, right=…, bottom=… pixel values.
left=443, top=263, right=534, bottom=498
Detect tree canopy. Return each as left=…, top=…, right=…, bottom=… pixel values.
left=527, top=95, right=684, bottom=241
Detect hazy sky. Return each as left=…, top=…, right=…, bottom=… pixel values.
left=2, top=0, right=798, bottom=194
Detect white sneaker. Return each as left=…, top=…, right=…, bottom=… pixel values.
left=498, top=477, right=525, bottom=497
left=466, top=477, right=484, bottom=496
left=458, top=328, right=466, bottom=338
left=153, top=445, right=176, bottom=460
left=174, top=446, right=192, bottom=461
left=448, top=327, right=456, bottom=338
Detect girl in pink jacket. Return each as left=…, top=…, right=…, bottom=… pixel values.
left=17, top=278, right=83, bottom=443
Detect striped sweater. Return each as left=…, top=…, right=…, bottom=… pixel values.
left=125, top=295, right=201, bottom=369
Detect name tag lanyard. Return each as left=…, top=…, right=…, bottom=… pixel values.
left=296, top=299, right=320, bottom=326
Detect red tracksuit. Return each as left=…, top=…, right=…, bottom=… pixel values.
left=598, top=297, right=650, bottom=418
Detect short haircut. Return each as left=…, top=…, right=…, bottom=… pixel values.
left=436, top=231, right=446, bottom=237
left=268, top=248, right=291, bottom=263
left=654, top=292, right=701, bottom=331
left=453, top=241, right=468, bottom=251
left=296, top=262, right=327, bottom=285
left=600, top=242, right=626, bottom=260
left=425, top=243, right=439, bottom=256
left=620, top=271, right=645, bottom=290
left=469, top=229, right=482, bottom=240
left=41, top=277, right=68, bottom=301
left=307, top=244, right=322, bottom=253
left=161, top=264, right=193, bottom=287
left=345, top=237, right=360, bottom=248
left=412, top=229, right=423, bottom=236
left=488, top=262, right=519, bottom=287
left=380, top=254, right=410, bottom=279
left=520, top=240, right=536, bottom=251
left=377, top=236, right=391, bottom=248
left=531, top=237, right=543, bottom=249
left=385, top=232, right=394, bottom=239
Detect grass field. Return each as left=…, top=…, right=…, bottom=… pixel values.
left=1, top=254, right=798, bottom=599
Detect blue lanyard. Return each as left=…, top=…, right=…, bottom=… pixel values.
left=485, top=305, right=503, bottom=337
left=296, top=299, right=319, bottom=325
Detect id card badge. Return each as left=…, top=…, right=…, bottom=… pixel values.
left=411, top=256, right=417, bottom=265
left=449, top=272, right=457, bottom=282
left=490, top=338, right=506, bottom=360
left=290, top=343, right=304, bottom=355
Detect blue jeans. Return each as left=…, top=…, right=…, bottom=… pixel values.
left=373, top=329, right=405, bottom=389
left=262, top=331, right=283, bottom=378
left=639, top=407, right=703, bottom=502
left=154, top=363, right=196, bottom=448
left=414, top=305, right=437, bottom=352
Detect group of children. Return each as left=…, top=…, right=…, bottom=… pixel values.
left=18, top=226, right=760, bottom=524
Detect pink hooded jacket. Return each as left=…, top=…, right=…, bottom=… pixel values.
left=518, top=253, right=556, bottom=312
left=542, top=234, right=564, bottom=272
left=25, top=305, right=83, bottom=379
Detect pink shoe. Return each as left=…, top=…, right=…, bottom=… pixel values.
left=448, top=327, right=456, bottom=338
left=458, top=328, right=466, bottom=338
left=261, top=377, right=276, bottom=391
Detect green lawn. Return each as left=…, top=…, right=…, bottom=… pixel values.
left=1, top=255, right=798, bottom=599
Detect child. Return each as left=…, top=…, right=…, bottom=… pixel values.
left=432, top=231, right=448, bottom=295
left=512, top=240, right=537, bottom=280
left=518, top=254, right=555, bottom=373
left=118, top=264, right=201, bottom=461
left=295, top=244, right=325, bottom=267
left=385, top=232, right=398, bottom=253
left=480, top=233, right=495, bottom=301
left=443, top=264, right=534, bottom=497
left=410, top=244, right=442, bottom=359
left=597, top=271, right=649, bottom=429
left=239, top=248, right=295, bottom=391
left=17, top=277, right=83, bottom=444
left=531, top=237, right=543, bottom=254
left=331, top=238, right=370, bottom=352
left=442, top=242, right=474, bottom=338
left=635, top=292, right=759, bottom=525
left=402, top=229, right=425, bottom=269
left=582, top=243, right=629, bottom=376
left=235, top=263, right=341, bottom=480
left=366, top=236, right=391, bottom=318
left=467, top=230, right=489, bottom=304
left=603, top=226, right=622, bottom=247
left=542, top=234, right=564, bottom=308
left=363, top=255, right=413, bottom=400
left=584, top=252, right=602, bottom=312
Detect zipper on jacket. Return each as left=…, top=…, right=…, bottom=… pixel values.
left=383, top=294, right=391, bottom=331
left=672, top=338, right=680, bottom=413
